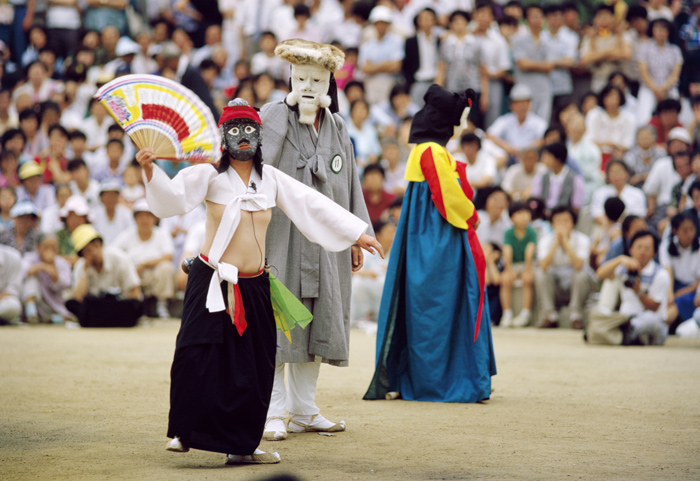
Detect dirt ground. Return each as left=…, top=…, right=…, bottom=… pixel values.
left=1, top=320, right=699, bottom=481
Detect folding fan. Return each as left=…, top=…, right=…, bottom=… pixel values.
left=94, top=74, right=221, bottom=163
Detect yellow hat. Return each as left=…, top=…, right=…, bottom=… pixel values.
left=71, top=224, right=102, bottom=255
left=18, top=162, right=44, bottom=180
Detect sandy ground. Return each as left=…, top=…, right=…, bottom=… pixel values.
left=1, top=320, right=699, bottom=481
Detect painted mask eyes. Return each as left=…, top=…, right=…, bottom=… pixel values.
left=228, top=127, right=239, bottom=136
left=244, top=125, right=255, bottom=134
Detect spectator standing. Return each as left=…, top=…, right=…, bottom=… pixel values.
left=542, top=2, right=578, bottom=123
left=46, top=0, right=81, bottom=60
left=579, top=4, right=632, bottom=93
left=637, top=18, right=683, bottom=126
left=622, top=4, right=649, bottom=96
left=84, top=0, right=128, bottom=35
left=358, top=6, right=405, bottom=105
left=0, top=200, right=39, bottom=255
left=499, top=201, right=537, bottom=328
left=536, top=205, right=591, bottom=329
left=486, top=84, right=547, bottom=158
left=0, top=244, right=22, bottom=325
left=403, top=7, right=440, bottom=107
left=90, top=180, right=135, bottom=244
left=512, top=4, right=554, bottom=122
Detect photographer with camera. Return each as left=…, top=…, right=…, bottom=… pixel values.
left=593, top=230, right=670, bottom=345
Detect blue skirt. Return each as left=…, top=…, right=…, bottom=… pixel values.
left=364, top=181, right=496, bottom=403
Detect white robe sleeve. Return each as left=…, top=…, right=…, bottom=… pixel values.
left=143, top=163, right=217, bottom=218
left=267, top=166, right=368, bottom=252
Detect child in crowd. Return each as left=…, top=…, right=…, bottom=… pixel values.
left=22, top=233, right=73, bottom=323
left=68, top=159, right=100, bottom=208
left=121, top=161, right=145, bottom=206
left=591, top=197, right=625, bottom=269
left=68, top=130, right=88, bottom=162
left=0, top=187, right=17, bottom=228
left=660, top=211, right=700, bottom=323
left=500, top=202, right=537, bottom=328
left=0, top=150, right=19, bottom=188
left=362, top=163, right=395, bottom=223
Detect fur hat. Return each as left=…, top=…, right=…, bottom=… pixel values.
left=275, top=39, right=345, bottom=72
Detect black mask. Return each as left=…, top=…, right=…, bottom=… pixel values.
left=223, top=119, right=261, bottom=161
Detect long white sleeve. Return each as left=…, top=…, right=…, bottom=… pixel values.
left=268, top=167, right=368, bottom=252
left=143, top=163, right=217, bottom=218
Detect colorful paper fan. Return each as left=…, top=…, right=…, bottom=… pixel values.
left=94, top=74, right=221, bottom=163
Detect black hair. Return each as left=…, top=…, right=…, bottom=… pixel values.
left=19, top=108, right=39, bottom=123
left=200, top=58, right=221, bottom=74
left=350, top=98, right=370, bottom=114
left=691, top=95, right=700, bottom=107
left=413, top=7, right=437, bottom=28
left=688, top=179, right=700, bottom=198
left=671, top=150, right=691, bottom=172
left=389, top=82, right=410, bottom=101
left=372, top=219, right=388, bottom=236
left=0, top=149, right=17, bottom=162
left=578, top=90, right=598, bottom=111
left=485, top=186, right=509, bottom=204
left=526, top=196, right=546, bottom=221
left=344, top=79, right=365, bottom=96
left=474, top=1, right=495, bottom=15
left=38, top=46, right=57, bottom=58
left=656, top=98, right=682, bottom=114
left=460, top=132, right=482, bottom=149
left=605, top=158, right=630, bottom=179
left=544, top=124, right=567, bottom=143
left=607, top=70, right=629, bottom=88
left=504, top=0, right=523, bottom=11
left=363, top=163, right=385, bottom=179
left=598, top=84, right=626, bottom=108
left=603, top=197, right=625, bottom=222
left=541, top=141, right=567, bottom=164
left=107, top=138, right=124, bottom=150
left=39, top=101, right=60, bottom=118
left=498, top=15, right=518, bottom=27
left=449, top=10, right=471, bottom=24
left=294, top=4, right=311, bottom=17
left=107, top=124, right=124, bottom=135
left=647, top=18, right=673, bottom=38
left=550, top=204, right=577, bottom=224
left=524, top=3, right=544, bottom=16
left=594, top=4, right=615, bottom=16
left=668, top=211, right=699, bottom=256
left=622, top=214, right=644, bottom=238
left=629, top=229, right=659, bottom=255
left=543, top=2, right=563, bottom=15
left=562, top=1, right=577, bottom=13
left=508, top=201, right=531, bottom=218
left=1, top=128, right=26, bottom=149
left=69, top=130, right=87, bottom=141
left=66, top=158, right=87, bottom=171
left=259, top=30, right=277, bottom=41
left=48, top=123, right=68, bottom=138
left=627, top=4, right=648, bottom=22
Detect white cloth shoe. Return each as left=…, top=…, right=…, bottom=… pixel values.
left=262, top=416, right=287, bottom=441
left=512, top=310, right=531, bottom=327
left=500, top=310, right=513, bottom=328
left=166, top=437, right=189, bottom=452
left=288, top=413, right=346, bottom=433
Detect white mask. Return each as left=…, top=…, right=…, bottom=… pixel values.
left=286, top=64, right=331, bottom=124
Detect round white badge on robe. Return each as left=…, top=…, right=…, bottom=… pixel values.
left=331, top=154, right=343, bottom=173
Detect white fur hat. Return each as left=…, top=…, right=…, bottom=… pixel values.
left=274, top=39, right=345, bottom=73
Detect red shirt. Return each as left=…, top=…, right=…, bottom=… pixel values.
left=363, top=188, right=395, bottom=223
left=35, top=155, right=68, bottom=184
left=648, top=116, right=682, bottom=145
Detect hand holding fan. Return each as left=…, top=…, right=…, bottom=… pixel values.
left=94, top=74, right=221, bottom=163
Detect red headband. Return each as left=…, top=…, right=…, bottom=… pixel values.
left=218, top=105, right=262, bottom=127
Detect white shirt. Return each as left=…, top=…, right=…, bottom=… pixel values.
left=453, top=149, right=497, bottom=188
left=415, top=31, right=439, bottom=82
left=113, top=225, right=175, bottom=266
left=590, top=184, right=647, bottom=220
left=659, top=241, right=700, bottom=285
left=643, top=156, right=679, bottom=206
left=476, top=209, right=512, bottom=246
left=475, top=29, right=511, bottom=76
left=617, top=261, right=669, bottom=318
left=70, top=180, right=101, bottom=210
left=90, top=203, right=136, bottom=245
left=538, top=231, right=590, bottom=269
left=584, top=107, right=637, bottom=152
left=487, top=112, right=548, bottom=151
left=144, top=163, right=368, bottom=314
left=72, top=246, right=141, bottom=297
left=40, top=203, right=64, bottom=235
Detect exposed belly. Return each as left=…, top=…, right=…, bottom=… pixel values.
left=200, top=201, right=272, bottom=274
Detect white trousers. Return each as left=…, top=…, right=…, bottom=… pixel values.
left=267, top=360, right=321, bottom=417
left=0, top=294, right=22, bottom=324
left=636, top=84, right=679, bottom=126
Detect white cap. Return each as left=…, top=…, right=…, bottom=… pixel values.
left=10, top=200, right=39, bottom=218
left=369, top=5, right=393, bottom=23
left=132, top=198, right=153, bottom=215
left=668, top=126, right=691, bottom=145
left=99, top=179, right=122, bottom=194
left=509, top=84, right=533, bottom=102
left=60, top=195, right=91, bottom=219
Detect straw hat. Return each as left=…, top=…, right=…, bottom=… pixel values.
left=71, top=224, right=102, bottom=254
left=18, top=162, right=44, bottom=181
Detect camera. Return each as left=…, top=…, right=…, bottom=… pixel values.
left=623, top=270, right=639, bottom=289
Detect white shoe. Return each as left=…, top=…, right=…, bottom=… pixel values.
left=512, top=311, right=531, bottom=327
left=500, top=310, right=513, bottom=328
left=156, top=300, right=170, bottom=319
left=262, top=416, right=287, bottom=441
left=288, top=413, right=346, bottom=433
left=166, top=437, right=189, bottom=452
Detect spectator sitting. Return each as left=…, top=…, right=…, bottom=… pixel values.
left=0, top=244, right=23, bottom=325
left=22, top=233, right=73, bottom=324
left=68, top=130, right=88, bottom=162
left=120, top=162, right=144, bottom=206
left=35, top=124, right=71, bottom=185
left=351, top=219, right=396, bottom=332
left=67, top=159, right=100, bottom=208
left=565, top=113, right=603, bottom=202
left=0, top=200, right=40, bottom=255
left=590, top=159, right=647, bottom=225
left=57, top=195, right=91, bottom=266
left=530, top=142, right=585, bottom=215
left=83, top=99, right=115, bottom=152
left=477, top=186, right=512, bottom=248
left=0, top=187, right=17, bottom=228
left=92, top=139, right=126, bottom=182
left=371, top=83, right=420, bottom=137
left=454, top=132, right=496, bottom=200
left=362, top=164, right=395, bottom=224
left=501, top=147, right=547, bottom=202
left=535, top=205, right=592, bottom=329
left=0, top=150, right=19, bottom=188
left=649, top=98, right=682, bottom=146
left=643, top=127, right=693, bottom=229
left=594, top=230, right=669, bottom=345
left=19, top=108, right=49, bottom=160
left=39, top=184, right=72, bottom=234
left=66, top=224, right=143, bottom=327
left=665, top=151, right=695, bottom=229
left=250, top=31, right=288, bottom=80
left=379, top=138, right=408, bottom=196
left=689, top=95, right=700, bottom=153
left=584, top=85, right=636, bottom=166
left=17, top=161, right=56, bottom=213
left=660, top=211, right=700, bottom=323
left=90, top=180, right=135, bottom=244
left=500, top=201, right=537, bottom=328
left=624, top=126, right=667, bottom=187
left=591, top=197, right=626, bottom=269
left=486, top=83, right=548, bottom=158
left=604, top=214, right=650, bottom=264
left=347, top=99, right=382, bottom=167
left=112, top=199, right=175, bottom=319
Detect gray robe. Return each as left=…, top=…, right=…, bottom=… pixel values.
left=261, top=101, right=371, bottom=366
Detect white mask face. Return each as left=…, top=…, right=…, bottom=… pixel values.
left=287, top=64, right=331, bottom=124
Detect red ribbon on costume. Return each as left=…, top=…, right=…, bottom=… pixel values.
left=455, top=161, right=486, bottom=343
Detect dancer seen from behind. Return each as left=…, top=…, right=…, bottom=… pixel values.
left=135, top=99, right=383, bottom=464
left=365, top=85, right=497, bottom=403
left=260, top=39, right=373, bottom=440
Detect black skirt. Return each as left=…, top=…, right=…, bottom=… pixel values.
left=167, top=258, right=276, bottom=455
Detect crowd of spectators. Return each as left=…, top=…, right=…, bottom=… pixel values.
left=1, top=0, right=700, bottom=341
